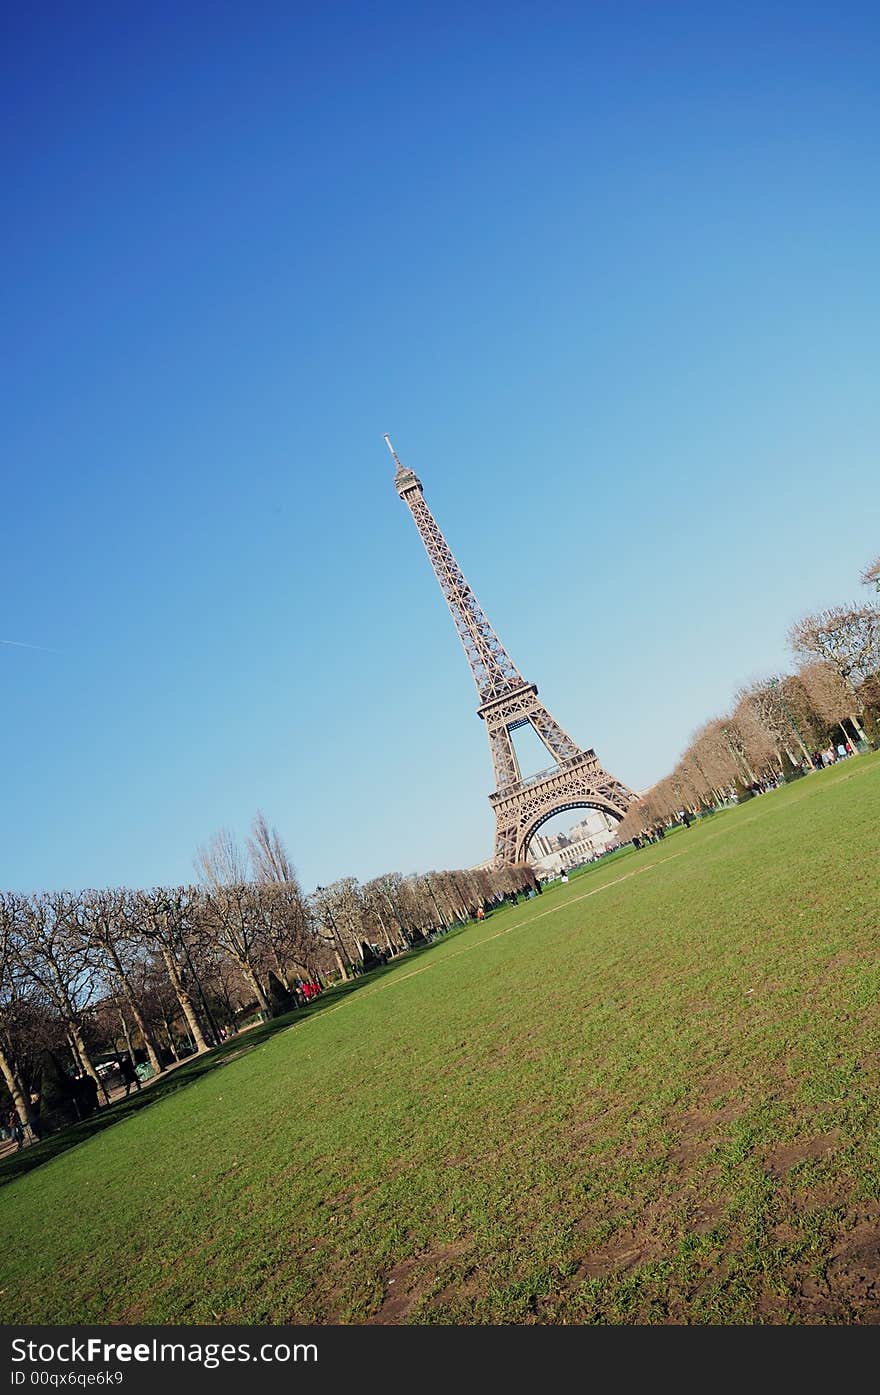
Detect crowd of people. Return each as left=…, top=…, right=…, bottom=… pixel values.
left=631, top=824, right=667, bottom=849
left=812, top=740, right=856, bottom=767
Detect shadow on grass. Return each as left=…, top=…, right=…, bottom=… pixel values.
left=0, top=931, right=466, bottom=1189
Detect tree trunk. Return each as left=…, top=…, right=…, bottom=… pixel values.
left=69, top=1021, right=109, bottom=1102
left=111, top=956, right=163, bottom=1076
left=216, top=981, right=236, bottom=1030
left=333, top=949, right=349, bottom=981
left=271, top=948, right=291, bottom=992
left=161, top=1014, right=180, bottom=1061
left=241, top=961, right=271, bottom=1017
left=848, top=714, right=868, bottom=744
left=346, top=922, right=365, bottom=964
left=118, top=1008, right=138, bottom=1072
left=0, top=1041, right=35, bottom=1132
left=788, top=726, right=812, bottom=762
left=373, top=907, right=395, bottom=955
left=66, top=1031, right=83, bottom=1073
left=382, top=892, right=404, bottom=944
left=125, top=992, right=162, bottom=1074
left=160, top=945, right=209, bottom=1053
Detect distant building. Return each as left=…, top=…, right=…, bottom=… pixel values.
left=471, top=810, right=619, bottom=874
left=529, top=809, right=618, bottom=875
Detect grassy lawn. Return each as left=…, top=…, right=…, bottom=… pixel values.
left=3, top=754, right=879, bottom=1324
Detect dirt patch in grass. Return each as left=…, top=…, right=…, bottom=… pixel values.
left=785, top=1203, right=880, bottom=1321
left=368, top=1243, right=469, bottom=1324
left=669, top=1131, right=715, bottom=1168
left=571, top=1193, right=679, bottom=1281
left=577, top=1231, right=666, bottom=1279
left=766, top=1130, right=840, bottom=1177
left=823, top=1217, right=880, bottom=1315
left=689, top=1201, right=724, bottom=1235
left=668, top=1096, right=745, bottom=1167
left=823, top=951, right=859, bottom=971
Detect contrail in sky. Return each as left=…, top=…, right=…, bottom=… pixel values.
left=1, top=638, right=63, bottom=654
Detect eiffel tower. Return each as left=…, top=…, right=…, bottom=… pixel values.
left=386, top=436, right=635, bottom=865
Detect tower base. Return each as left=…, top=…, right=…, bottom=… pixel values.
left=489, top=751, right=635, bottom=865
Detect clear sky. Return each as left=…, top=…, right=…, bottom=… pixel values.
left=3, top=2, right=878, bottom=894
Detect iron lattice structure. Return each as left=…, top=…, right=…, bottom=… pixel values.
left=387, top=436, right=636, bottom=864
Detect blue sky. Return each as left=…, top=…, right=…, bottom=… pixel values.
left=3, top=2, right=878, bottom=893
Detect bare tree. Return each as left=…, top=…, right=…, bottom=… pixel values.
left=861, top=556, right=880, bottom=592
left=789, top=605, right=880, bottom=691
left=253, top=883, right=310, bottom=988
left=200, top=883, right=271, bottom=1016
left=130, top=889, right=212, bottom=1054
left=311, top=879, right=367, bottom=976
left=309, top=889, right=350, bottom=980
left=79, top=889, right=163, bottom=1076
left=379, top=873, right=419, bottom=945
left=361, top=879, right=405, bottom=954
left=194, top=828, right=250, bottom=889
left=128, top=955, right=189, bottom=1061
left=12, top=892, right=107, bottom=1097
left=247, top=811, right=296, bottom=884
left=738, top=679, right=813, bottom=765
left=195, top=826, right=277, bottom=1015
left=692, top=718, right=748, bottom=792
left=246, top=814, right=317, bottom=986
left=796, top=661, right=868, bottom=749
left=0, top=894, right=39, bottom=1130
left=731, top=696, right=780, bottom=777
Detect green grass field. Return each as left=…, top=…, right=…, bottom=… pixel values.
left=3, top=755, right=880, bottom=1325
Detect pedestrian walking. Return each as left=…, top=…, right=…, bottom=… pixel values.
left=8, top=1109, right=24, bottom=1151
left=28, top=1092, right=42, bottom=1141
left=118, top=1055, right=141, bottom=1097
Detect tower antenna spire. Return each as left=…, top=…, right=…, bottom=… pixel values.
left=383, top=433, right=403, bottom=470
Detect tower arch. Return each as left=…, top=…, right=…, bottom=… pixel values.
left=520, top=799, right=624, bottom=864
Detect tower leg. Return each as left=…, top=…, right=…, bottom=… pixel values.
left=493, top=822, right=519, bottom=866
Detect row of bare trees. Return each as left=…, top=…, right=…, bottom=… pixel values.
left=1, top=811, right=538, bottom=1136
left=619, top=557, right=880, bottom=838
left=308, top=860, right=535, bottom=979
